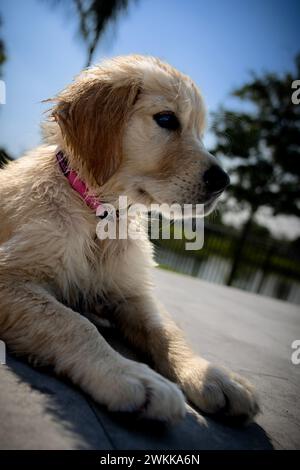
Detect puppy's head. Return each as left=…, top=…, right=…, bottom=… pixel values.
left=51, top=55, right=229, bottom=214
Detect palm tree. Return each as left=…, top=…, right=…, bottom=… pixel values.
left=45, top=0, right=134, bottom=67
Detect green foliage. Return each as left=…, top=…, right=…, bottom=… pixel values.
left=211, top=55, right=300, bottom=218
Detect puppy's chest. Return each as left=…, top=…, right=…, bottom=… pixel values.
left=54, top=212, right=154, bottom=309
left=60, top=233, right=137, bottom=301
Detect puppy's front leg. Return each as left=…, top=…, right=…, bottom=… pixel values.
left=113, top=294, right=260, bottom=421
left=0, top=281, right=185, bottom=422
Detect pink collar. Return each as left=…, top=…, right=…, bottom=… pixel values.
left=56, top=151, right=102, bottom=213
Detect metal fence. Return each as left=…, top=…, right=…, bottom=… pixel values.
left=152, top=223, right=300, bottom=305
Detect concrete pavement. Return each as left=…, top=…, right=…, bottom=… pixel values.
left=0, top=269, right=299, bottom=449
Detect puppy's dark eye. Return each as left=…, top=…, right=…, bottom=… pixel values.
left=153, top=112, right=180, bottom=131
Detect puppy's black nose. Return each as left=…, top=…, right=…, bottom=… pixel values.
left=203, top=165, right=230, bottom=194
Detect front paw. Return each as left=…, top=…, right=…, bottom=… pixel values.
left=98, top=359, right=186, bottom=423
left=181, top=359, right=260, bottom=422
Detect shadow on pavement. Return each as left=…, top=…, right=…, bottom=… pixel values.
left=2, top=348, right=273, bottom=450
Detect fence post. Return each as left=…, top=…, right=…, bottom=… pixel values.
left=256, top=244, right=274, bottom=294
left=191, top=256, right=200, bottom=277
left=226, top=214, right=253, bottom=286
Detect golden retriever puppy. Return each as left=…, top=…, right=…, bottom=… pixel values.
left=0, top=55, right=259, bottom=422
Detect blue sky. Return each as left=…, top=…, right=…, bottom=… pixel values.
left=0, top=0, right=299, bottom=158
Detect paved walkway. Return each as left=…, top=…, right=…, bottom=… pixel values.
left=0, top=269, right=299, bottom=449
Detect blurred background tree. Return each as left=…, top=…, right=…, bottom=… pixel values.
left=211, top=55, right=300, bottom=284
left=45, top=0, right=134, bottom=66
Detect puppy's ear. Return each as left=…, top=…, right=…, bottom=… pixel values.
left=52, top=80, right=139, bottom=185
